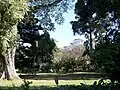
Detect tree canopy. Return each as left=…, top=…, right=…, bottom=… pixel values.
left=29, top=0, right=75, bottom=31
left=0, top=0, right=28, bottom=56
left=15, top=0, right=74, bottom=72
left=0, top=0, right=28, bottom=79
left=16, top=13, right=56, bottom=72
left=0, top=0, right=74, bottom=80
left=71, top=0, right=120, bottom=83
left=71, top=0, right=120, bottom=52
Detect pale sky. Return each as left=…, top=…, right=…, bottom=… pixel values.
left=49, top=9, right=85, bottom=48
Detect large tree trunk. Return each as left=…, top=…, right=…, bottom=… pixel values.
left=1, top=47, right=20, bottom=80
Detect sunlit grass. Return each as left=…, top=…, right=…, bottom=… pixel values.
left=0, top=79, right=99, bottom=87
left=0, top=72, right=104, bottom=88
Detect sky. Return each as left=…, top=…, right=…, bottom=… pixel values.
left=49, top=9, right=85, bottom=48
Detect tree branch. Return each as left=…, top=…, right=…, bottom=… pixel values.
left=31, top=0, right=62, bottom=11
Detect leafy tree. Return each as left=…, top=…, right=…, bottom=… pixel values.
left=0, top=0, right=75, bottom=80
left=16, top=11, right=56, bottom=73
left=91, top=43, right=120, bottom=83
left=52, top=40, right=90, bottom=73
left=0, top=0, right=28, bottom=80
left=91, top=31, right=120, bottom=83
left=71, top=0, right=120, bottom=54
left=30, top=0, right=75, bottom=31
left=71, top=0, right=120, bottom=83
left=15, top=0, right=75, bottom=73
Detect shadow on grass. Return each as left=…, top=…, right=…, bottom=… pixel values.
left=19, top=73, right=102, bottom=80
left=0, top=85, right=120, bottom=90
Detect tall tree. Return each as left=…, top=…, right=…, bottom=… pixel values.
left=71, top=0, right=120, bottom=54
left=16, top=12, right=56, bottom=72
left=0, top=0, right=74, bottom=80
left=91, top=32, right=120, bottom=83
left=15, top=0, right=75, bottom=73
left=71, top=0, right=120, bottom=83
left=0, top=0, right=28, bottom=80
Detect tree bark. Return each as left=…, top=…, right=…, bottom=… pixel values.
left=89, top=28, right=93, bottom=51
left=1, top=47, right=20, bottom=80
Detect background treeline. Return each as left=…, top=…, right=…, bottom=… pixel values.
left=14, top=35, right=91, bottom=73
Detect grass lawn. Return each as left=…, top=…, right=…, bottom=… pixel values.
left=0, top=79, right=99, bottom=87
left=0, top=72, right=111, bottom=90
left=0, top=79, right=115, bottom=90
left=0, top=72, right=102, bottom=89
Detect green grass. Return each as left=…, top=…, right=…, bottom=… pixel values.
left=0, top=72, right=102, bottom=87
left=0, top=79, right=99, bottom=87
left=0, top=72, right=110, bottom=90
left=0, top=79, right=117, bottom=90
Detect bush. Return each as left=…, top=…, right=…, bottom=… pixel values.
left=52, top=57, right=91, bottom=73
left=91, top=43, right=120, bottom=83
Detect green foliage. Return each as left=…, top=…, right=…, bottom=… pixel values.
left=29, top=0, right=75, bottom=31
left=52, top=45, right=90, bottom=73
left=71, top=0, right=120, bottom=84
left=0, top=0, right=28, bottom=55
left=15, top=0, right=75, bottom=73
left=53, top=57, right=90, bottom=73
left=20, top=79, right=32, bottom=90
left=16, top=11, right=57, bottom=73
left=91, top=43, right=120, bottom=83
left=71, top=0, right=120, bottom=52
left=90, top=79, right=120, bottom=90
